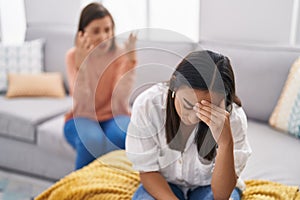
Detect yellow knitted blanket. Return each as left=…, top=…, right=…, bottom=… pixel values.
left=35, top=150, right=300, bottom=200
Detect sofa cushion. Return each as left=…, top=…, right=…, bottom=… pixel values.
left=37, top=114, right=75, bottom=158
left=25, top=26, right=74, bottom=90
left=199, top=40, right=300, bottom=122
left=241, top=120, right=300, bottom=186
left=0, top=39, right=45, bottom=92
left=269, top=57, right=300, bottom=138
left=6, top=73, right=66, bottom=98
left=0, top=96, right=72, bottom=142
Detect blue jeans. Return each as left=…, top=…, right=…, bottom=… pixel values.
left=132, top=183, right=241, bottom=200
left=64, top=116, right=130, bottom=169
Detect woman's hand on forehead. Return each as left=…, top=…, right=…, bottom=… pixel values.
left=193, top=99, right=232, bottom=145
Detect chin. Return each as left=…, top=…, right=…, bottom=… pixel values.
left=181, top=119, right=193, bottom=126
left=185, top=119, right=200, bottom=126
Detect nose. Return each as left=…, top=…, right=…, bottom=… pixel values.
left=96, top=34, right=105, bottom=43
left=98, top=32, right=110, bottom=43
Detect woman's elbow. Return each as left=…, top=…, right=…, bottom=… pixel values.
left=212, top=192, right=231, bottom=200
left=211, top=184, right=236, bottom=200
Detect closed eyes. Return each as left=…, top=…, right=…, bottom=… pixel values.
left=183, top=98, right=194, bottom=110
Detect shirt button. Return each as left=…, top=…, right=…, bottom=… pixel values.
left=178, top=159, right=182, bottom=164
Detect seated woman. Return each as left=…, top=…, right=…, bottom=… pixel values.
left=64, top=2, right=137, bottom=170
left=126, top=50, right=252, bottom=200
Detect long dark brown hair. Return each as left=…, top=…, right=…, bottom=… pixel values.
left=165, top=50, right=241, bottom=161
left=77, top=2, right=116, bottom=50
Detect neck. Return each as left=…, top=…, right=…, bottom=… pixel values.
left=180, top=123, right=196, bottom=137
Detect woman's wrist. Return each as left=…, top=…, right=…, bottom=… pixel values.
left=217, top=137, right=234, bottom=150
left=216, top=122, right=234, bottom=148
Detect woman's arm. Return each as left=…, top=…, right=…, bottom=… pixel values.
left=140, top=172, right=179, bottom=200
left=211, top=137, right=237, bottom=199
left=124, top=32, right=137, bottom=65
left=65, top=48, right=78, bottom=96
left=66, top=32, right=94, bottom=96
left=74, top=31, right=94, bottom=70
left=112, top=33, right=137, bottom=115
left=194, top=100, right=237, bottom=199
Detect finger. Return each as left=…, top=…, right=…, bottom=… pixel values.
left=84, top=37, right=91, bottom=49
left=129, top=32, right=137, bottom=42
left=79, top=34, right=89, bottom=49
left=81, top=33, right=93, bottom=51
left=76, top=31, right=83, bottom=47
left=194, top=105, right=218, bottom=118
left=195, top=103, right=224, bottom=118
left=127, top=33, right=133, bottom=42
left=200, top=100, right=225, bottom=114
left=196, top=111, right=225, bottom=142
left=82, top=32, right=89, bottom=41
left=195, top=103, right=228, bottom=125
left=129, top=31, right=137, bottom=38
left=87, top=44, right=94, bottom=52
left=198, top=109, right=219, bottom=125
left=196, top=112, right=212, bottom=126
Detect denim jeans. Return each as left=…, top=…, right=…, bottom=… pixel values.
left=64, top=116, right=130, bottom=169
left=132, top=183, right=241, bottom=200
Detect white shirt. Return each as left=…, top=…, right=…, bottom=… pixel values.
left=126, top=83, right=252, bottom=194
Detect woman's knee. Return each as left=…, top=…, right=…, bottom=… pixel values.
left=73, top=118, right=105, bottom=142
left=64, top=119, right=78, bottom=148
left=102, top=115, right=130, bottom=148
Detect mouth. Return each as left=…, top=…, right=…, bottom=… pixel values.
left=98, top=42, right=107, bottom=49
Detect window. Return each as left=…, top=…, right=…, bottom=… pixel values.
left=149, top=0, right=199, bottom=42
left=101, top=0, right=199, bottom=42
left=103, top=0, right=147, bottom=35
left=0, top=0, right=26, bottom=44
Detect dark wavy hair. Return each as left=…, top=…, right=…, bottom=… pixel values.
left=77, top=2, right=116, bottom=50
left=165, top=50, right=241, bottom=161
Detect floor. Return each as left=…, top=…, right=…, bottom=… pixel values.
left=0, top=169, right=54, bottom=200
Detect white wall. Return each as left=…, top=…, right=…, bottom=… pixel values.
left=0, top=0, right=80, bottom=43
left=24, top=0, right=80, bottom=28
left=296, top=0, right=300, bottom=44
left=1, top=0, right=300, bottom=46
left=199, top=0, right=296, bottom=45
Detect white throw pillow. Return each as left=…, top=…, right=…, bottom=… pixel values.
left=0, top=39, right=45, bottom=92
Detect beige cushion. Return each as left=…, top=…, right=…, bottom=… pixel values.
left=0, top=39, right=45, bottom=92
left=6, top=73, right=65, bottom=98
left=269, top=57, right=300, bottom=138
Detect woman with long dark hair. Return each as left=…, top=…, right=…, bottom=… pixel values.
left=126, top=50, right=251, bottom=200
left=64, top=3, right=137, bottom=169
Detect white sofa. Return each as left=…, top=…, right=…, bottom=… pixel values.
left=0, top=26, right=299, bottom=188
left=0, top=26, right=75, bottom=180
left=200, top=40, right=300, bottom=187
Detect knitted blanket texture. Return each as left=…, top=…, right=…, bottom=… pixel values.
left=35, top=150, right=299, bottom=200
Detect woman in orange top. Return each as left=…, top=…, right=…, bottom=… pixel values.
left=64, top=2, right=137, bottom=169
